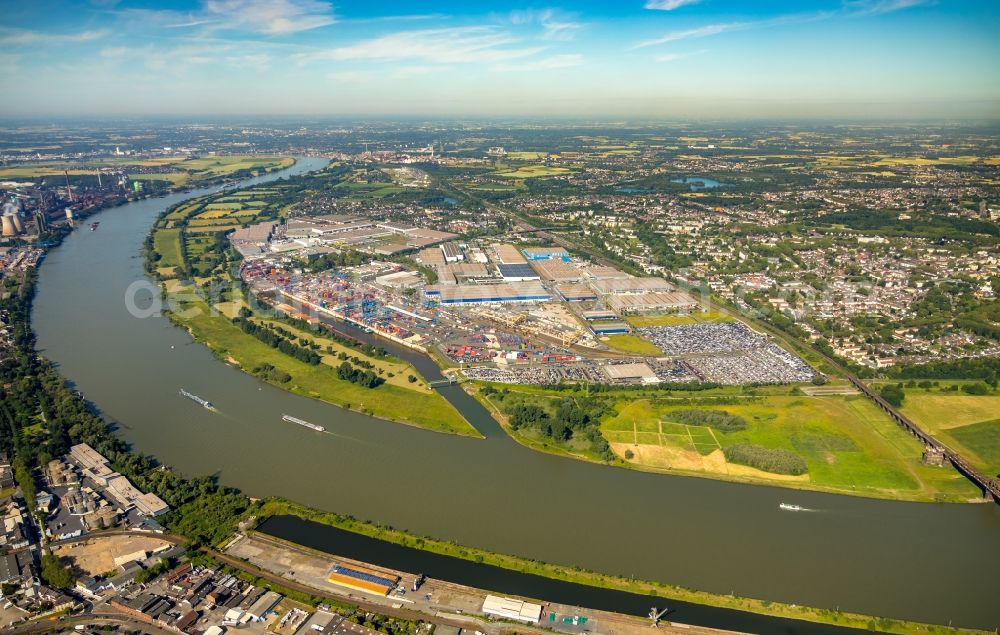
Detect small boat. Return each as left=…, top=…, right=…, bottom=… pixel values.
left=779, top=503, right=804, bottom=512
left=90, top=222, right=99, bottom=231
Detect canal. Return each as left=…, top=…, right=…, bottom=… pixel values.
left=258, top=514, right=859, bottom=635
left=32, top=157, right=1000, bottom=630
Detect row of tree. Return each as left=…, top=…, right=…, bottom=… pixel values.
left=232, top=317, right=321, bottom=365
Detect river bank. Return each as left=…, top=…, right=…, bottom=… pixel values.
left=144, top=166, right=477, bottom=436
left=31, top=157, right=1000, bottom=629
left=249, top=503, right=984, bottom=635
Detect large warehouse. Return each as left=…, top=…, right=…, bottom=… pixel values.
left=497, top=263, right=540, bottom=281
left=592, top=276, right=673, bottom=295
left=481, top=595, right=543, bottom=623
left=425, top=281, right=551, bottom=304
left=327, top=564, right=400, bottom=596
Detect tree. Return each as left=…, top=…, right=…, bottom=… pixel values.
left=40, top=554, right=75, bottom=590
left=880, top=384, right=905, bottom=408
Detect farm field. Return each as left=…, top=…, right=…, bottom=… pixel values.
left=495, top=165, right=572, bottom=178
left=600, top=394, right=978, bottom=501
left=0, top=155, right=292, bottom=187
left=900, top=390, right=1000, bottom=475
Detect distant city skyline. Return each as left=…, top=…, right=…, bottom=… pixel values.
left=1, top=0, right=998, bottom=119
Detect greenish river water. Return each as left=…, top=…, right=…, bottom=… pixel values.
left=31, top=158, right=1000, bottom=629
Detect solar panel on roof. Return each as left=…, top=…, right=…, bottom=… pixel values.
left=333, top=566, right=397, bottom=588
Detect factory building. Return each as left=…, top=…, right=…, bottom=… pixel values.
left=481, top=595, right=543, bottom=623
left=522, top=247, right=569, bottom=261
left=604, top=362, right=660, bottom=384
left=555, top=283, right=597, bottom=301
left=425, top=281, right=550, bottom=304
left=327, top=564, right=400, bottom=596
left=590, top=321, right=631, bottom=335
left=591, top=277, right=673, bottom=295
left=497, top=263, right=540, bottom=282
left=529, top=258, right=581, bottom=282
left=440, top=242, right=464, bottom=263
left=606, top=291, right=700, bottom=314
left=492, top=243, right=528, bottom=264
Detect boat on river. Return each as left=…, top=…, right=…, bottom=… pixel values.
left=179, top=388, right=215, bottom=411
left=779, top=503, right=804, bottom=512
left=282, top=414, right=325, bottom=432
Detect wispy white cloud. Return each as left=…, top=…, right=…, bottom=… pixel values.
left=634, top=22, right=745, bottom=48
left=203, top=0, right=335, bottom=34
left=843, top=0, right=933, bottom=15
left=492, top=54, right=583, bottom=72
left=644, top=0, right=703, bottom=10
left=509, top=8, right=582, bottom=41
left=654, top=49, right=708, bottom=62
left=315, top=26, right=543, bottom=63
left=0, top=27, right=107, bottom=46
left=633, top=11, right=833, bottom=48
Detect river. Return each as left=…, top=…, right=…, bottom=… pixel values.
left=32, top=157, right=1000, bottom=630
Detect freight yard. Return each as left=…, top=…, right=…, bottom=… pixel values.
left=234, top=221, right=815, bottom=386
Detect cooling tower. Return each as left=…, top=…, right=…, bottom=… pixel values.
left=1, top=214, right=18, bottom=237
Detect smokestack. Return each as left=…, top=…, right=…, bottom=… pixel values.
left=64, top=170, right=74, bottom=202
left=96, top=168, right=102, bottom=187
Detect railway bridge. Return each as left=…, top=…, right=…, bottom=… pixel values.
left=847, top=375, right=1000, bottom=503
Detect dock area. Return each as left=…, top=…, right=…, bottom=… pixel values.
left=225, top=532, right=747, bottom=635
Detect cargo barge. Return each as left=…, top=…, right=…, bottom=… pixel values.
left=282, top=414, right=325, bottom=432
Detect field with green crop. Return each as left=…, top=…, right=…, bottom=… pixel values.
left=496, top=165, right=572, bottom=178
left=604, top=334, right=663, bottom=355
left=599, top=394, right=978, bottom=501
left=900, top=390, right=1000, bottom=475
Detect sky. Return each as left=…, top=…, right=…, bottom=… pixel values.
left=0, top=0, right=998, bottom=119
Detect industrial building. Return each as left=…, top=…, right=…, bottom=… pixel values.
left=604, top=362, right=660, bottom=383
left=522, top=247, right=569, bottom=261
left=555, top=283, right=597, bottom=301
left=591, top=276, right=673, bottom=295
left=590, top=321, right=631, bottom=335
left=425, top=281, right=550, bottom=304
left=492, top=243, right=528, bottom=264
left=606, top=291, right=700, bottom=314
left=326, top=564, right=400, bottom=596
left=529, top=258, right=581, bottom=282
left=440, top=242, right=464, bottom=262
left=481, top=595, right=543, bottom=623
left=497, top=263, right=540, bottom=281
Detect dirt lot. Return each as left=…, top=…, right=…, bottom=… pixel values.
left=53, top=534, right=172, bottom=576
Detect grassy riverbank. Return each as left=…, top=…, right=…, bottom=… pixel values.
left=466, top=381, right=979, bottom=502
left=146, top=171, right=479, bottom=437
left=163, top=291, right=478, bottom=436
left=253, top=499, right=986, bottom=635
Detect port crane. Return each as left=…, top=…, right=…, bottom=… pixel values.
left=648, top=607, right=669, bottom=627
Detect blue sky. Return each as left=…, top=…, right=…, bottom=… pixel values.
left=1, top=0, right=998, bottom=118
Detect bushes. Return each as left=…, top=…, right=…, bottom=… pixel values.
left=232, top=317, right=321, bottom=365
left=879, top=384, right=905, bottom=408
left=252, top=363, right=291, bottom=383
left=668, top=409, right=747, bottom=433
left=724, top=444, right=808, bottom=475
left=337, top=362, right=384, bottom=388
